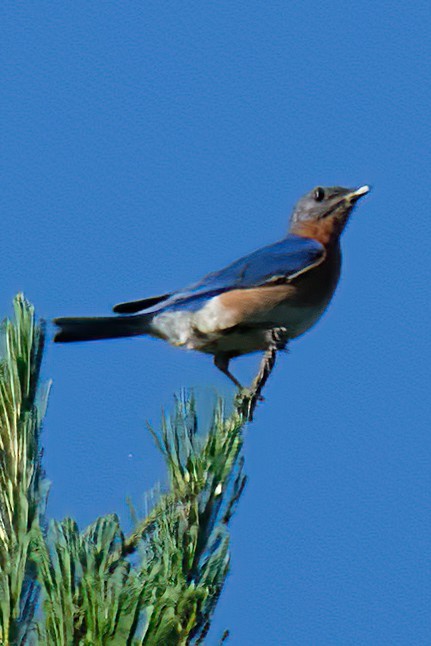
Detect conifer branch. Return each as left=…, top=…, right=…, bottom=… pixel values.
left=0, top=296, right=284, bottom=643
left=0, top=294, right=50, bottom=645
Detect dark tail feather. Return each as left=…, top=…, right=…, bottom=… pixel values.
left=53, top=313, right=151, bottom=343
left=113, top=293, right=171, bottom=314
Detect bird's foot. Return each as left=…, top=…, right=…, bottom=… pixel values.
left=234, top=387, right=264, bottom=420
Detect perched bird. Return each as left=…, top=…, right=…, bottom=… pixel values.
left=54, top=185, right=369, bottom=387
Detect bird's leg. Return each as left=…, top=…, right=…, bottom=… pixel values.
left=214, top=354, right=243, bottom=390
left=236, top=328, right=289, bottom=421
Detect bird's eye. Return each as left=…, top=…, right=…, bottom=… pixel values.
left=314, top=187, right=325, bottom=202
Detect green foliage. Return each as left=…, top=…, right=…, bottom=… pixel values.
left=34, top=397, right=246, bottom=644
left=33, top=516, right=143, bottom=644
left=134, top=396, right=246, bottom=644
left=0, top=296, right=250, bottom=644
left=0, top=294, right=49, bottom=645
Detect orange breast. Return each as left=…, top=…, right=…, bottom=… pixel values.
left=216, top=244, right=341, bottom=329
left=291, top=215, right=344, bottom=246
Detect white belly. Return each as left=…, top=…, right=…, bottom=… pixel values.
left=149, top=294, right=328, bottom=355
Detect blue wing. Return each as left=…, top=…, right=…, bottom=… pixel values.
left=150, top=234, right=325, bottom=313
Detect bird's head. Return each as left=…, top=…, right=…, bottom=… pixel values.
left=289, top=185, right=370, bottom=242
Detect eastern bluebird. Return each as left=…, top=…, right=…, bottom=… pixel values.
left=54, top=185, right=370, bottom=387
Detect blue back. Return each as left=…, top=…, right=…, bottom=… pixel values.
left=153, top=234, right=325, bottom=313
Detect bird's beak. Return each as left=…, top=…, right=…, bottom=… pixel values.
left=348, top=185, right=371, bottom=201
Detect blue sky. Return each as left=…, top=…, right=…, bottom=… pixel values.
left=2, top=2, right=430, bottom=643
